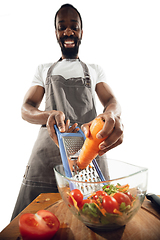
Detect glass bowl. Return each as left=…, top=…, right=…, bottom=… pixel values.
left=54, top=158, right=148, bottom=231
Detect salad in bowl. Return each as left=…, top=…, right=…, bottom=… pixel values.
left=54, top=158, right=148, bottom=230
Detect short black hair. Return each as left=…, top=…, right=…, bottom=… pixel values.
left=54, top=4, right=83, bottom=29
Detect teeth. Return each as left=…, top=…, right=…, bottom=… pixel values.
left=65, top=41, right=74, bottom=44
left=64, top=40, right=75, bottom=48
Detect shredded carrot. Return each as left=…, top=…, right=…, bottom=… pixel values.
left=122, top=187, right=129, bottom=192
left=93, top=202, right=107, bottom=216
left=116, top=184, right=130, bottom=193
left=67, top=193, right=79, bottom=211
left=113, top=209, right=123, bottom=216
left=96, top=198, right=101, bottom=206
left=93, top=202, right=101, bottom=211
left=100, top=208, right=107, bottom=216
left=87, top=192, right=96, bottom=199
left=118, top=184, right=129, bottom=188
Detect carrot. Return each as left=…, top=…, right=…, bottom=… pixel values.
left=93, top=202, right=107, bottom=216
left=67, top=193, right=79, bottom=211
left=113, top=209, right=123, bottom=216
left=77, top=117, right=107, bottom=169
left=87, top=192, right=96, bottom=199
left=116, top=184, right=129, bottom=192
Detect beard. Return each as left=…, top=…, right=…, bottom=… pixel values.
left=58, top=36, right=81, bottom=59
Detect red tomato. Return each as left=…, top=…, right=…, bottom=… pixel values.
left=113, top=192, right=131, bottom=206
left=19, top=210, right=60, bottom=240
left=124, top=191, right=133, bottom=201
left=102, top=195, right=119, bottom=214
left=68, top=189, right=83, bottom=207
left=93, top=190, right=108, bottom=200
left=79, top=199, right=95, bottom=209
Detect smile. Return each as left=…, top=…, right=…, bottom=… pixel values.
left=64, top=40, right=75, bottom=48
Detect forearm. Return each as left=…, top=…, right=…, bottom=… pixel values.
left=103, top=97, right=121, bottom=118
left=21, top=103, right=50, bottom=125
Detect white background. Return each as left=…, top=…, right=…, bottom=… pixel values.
left=0, top=0, right=160, bottom=232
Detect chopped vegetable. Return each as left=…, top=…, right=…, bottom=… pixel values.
left=68, top=189, right=83, bottom=208
left=102, top=195, right=119, bottom=214
left=92, top=190, right=108, bottom=201
left=113, top=192, right=131, bottom=207
left=19, top=210, right=60, bottom=240
left=113, top=209, right=123, bottom=216
left=67, top=183, right=136, bottom=226
left=68, top=193, right=79, bottom=211
left=80, top=199, right=95, bottom=209
left=116, top=184, right=130, bottom=192
left=103, top=184, right=118, bottom=195
left=82, top=203, right=99, bottom=218
left=93, top=202, right=107, bottom=216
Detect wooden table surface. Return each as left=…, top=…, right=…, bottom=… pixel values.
left=0, top=193, right=160, bottom=240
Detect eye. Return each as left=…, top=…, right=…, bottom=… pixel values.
left=58, top=25, right=66, bottom=31
left=72, top=25, right=80, bottom=31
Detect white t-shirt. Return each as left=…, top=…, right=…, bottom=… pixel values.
left=31, top=59, right=107, bottom=106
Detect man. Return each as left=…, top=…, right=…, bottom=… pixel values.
left=11, top=4, right=123, bottom=220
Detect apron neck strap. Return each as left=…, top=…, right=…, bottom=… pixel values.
left=47, top=58, right=91, bottom=80
left=79, top=60, right=90, bottom=80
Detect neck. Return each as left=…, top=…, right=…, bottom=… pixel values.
left=62, top=55, right=79, bottom=60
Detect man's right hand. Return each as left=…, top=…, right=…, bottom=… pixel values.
left=21, top=85, right=79, bottom=146
left=46, top=111, right=79, bottom=146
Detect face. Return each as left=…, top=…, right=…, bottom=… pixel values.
left=55, top=7, right=83, bottom=59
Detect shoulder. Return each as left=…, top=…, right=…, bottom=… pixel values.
left=31, top=63, right=53, bottom=88
left=85, top=62, right=107, bottom=84
left=86, top=63, right=105, bottom=76
left=86, top=62, right=103, bottom=70
left=36, top=63, right=53, bottom=73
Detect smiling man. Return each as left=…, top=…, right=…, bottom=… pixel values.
left=11, top=4, right=123, bottom=220
left=55, top=6, right=83, bottom=59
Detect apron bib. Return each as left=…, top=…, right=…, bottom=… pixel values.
left=11, top=59, right=98, bottom=220
left=45, top=60, right=96, bottom=125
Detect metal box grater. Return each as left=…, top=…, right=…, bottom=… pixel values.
left=54, top=125, right=106, bottom=196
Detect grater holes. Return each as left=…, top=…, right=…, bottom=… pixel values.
left=62, top=136, right=84, bottom=157
left=81, top=186, right=84, bottom=193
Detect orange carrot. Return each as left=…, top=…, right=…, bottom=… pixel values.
left=93, top=202, right=107, bottom=216
left=113, top=209, right=123, bottom=216
left=67, top=193, right=79, bottom=211
left=77, top=117, right=107, bottom=169
left=116, top=184, right=129, bottom=192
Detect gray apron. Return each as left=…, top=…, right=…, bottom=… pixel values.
left=11, top=59, right=98, bottom=220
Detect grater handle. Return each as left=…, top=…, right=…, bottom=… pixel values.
left=92, top=159, right=106, bottom=182
left=54, top=125, right=72, bottom=177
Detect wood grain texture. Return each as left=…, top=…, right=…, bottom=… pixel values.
left=0, top=193, right=160, bottom=240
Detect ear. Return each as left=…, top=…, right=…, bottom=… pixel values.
left=55, top=30, right=58, bottom=40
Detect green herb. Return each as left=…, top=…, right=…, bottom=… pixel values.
left=103, top=184, right=118, bottom=195
left=119, top=202, right=131, bottom=212
left=82, top=203, right=99, bottom=218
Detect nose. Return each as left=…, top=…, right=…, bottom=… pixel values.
left=64, top=27, right=74, bottom=36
